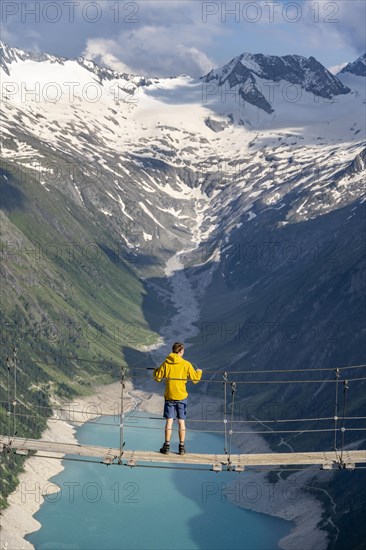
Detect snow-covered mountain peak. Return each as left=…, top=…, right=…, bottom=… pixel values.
left=340, top=53, right=366, bottom=77
left=202, top=52, right=351, bottom=114
left=0, top=41, right=151, bottom=86
left=0, top=41, right=65, bottom=76
left=1, top=42, right=365, bottom=280
left=1, top=42, right=364, bottom=147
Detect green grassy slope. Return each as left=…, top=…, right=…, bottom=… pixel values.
left=0, top=160, right=159, bottom=507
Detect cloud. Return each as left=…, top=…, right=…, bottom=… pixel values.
left=83, top=34, right=214, bottom=77
left=175, top=46, right=213, bottom=74
left=82, top=20, right=217, bottom=78
left=83, top=39, right=134, bottom=74
left=0, top=25, right=17, bottom=44
left=2, top=0, right=364, bottom=78
left=0, top=20, right=42, bottom=52
left=1, top=0, right=221, bottom=77
left=327, top=62, right=349, bottom=75
left=114, top=0, right=224, bottom=77
left=336, top=0, right=366, bottom=53
left=299, top=0, right=365, bottom=56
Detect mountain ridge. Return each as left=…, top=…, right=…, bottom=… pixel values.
left=1, top=42, right=365, bottom=548
left=1, top=41, right=355, bottom=98
left=339, top=52, right=366, bottom=77
left=202, top=51, right=351, bottom=113
left=0, top=41, right=151, bottom=85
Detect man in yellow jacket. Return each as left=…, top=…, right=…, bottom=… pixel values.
left=154, top=342, right=202, bottom=455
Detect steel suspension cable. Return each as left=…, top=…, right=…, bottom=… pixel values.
left=7, top=409, right=366, bottom=429
left=114, top=374, right=366, bottom=384
left=3, top=402, right=366, bottom=425
left=4, top=413, right=366, bottom=435
left=31, top=356, right=366, bottom=375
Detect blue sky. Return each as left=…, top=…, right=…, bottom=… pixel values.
left=2, top=1, right=365, bottom=76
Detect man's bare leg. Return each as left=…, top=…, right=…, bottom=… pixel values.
left=165, top=418, right=173, bottom=442
left=178, top=419, right=186, bottom=443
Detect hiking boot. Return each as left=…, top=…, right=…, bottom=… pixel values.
left=179, top=443, right=186, bottom=455
left=160, top=442, right=170, bottom=454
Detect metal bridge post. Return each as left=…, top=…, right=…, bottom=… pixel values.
left=340, top=379, right=349, bottom=467
left=333, top=367, right=340, bottom=451
left=119, top=367, right=126, bottom=454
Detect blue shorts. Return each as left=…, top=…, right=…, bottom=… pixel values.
left=164, top=399, right=187, bottom=420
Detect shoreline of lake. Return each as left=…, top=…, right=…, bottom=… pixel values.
left=0, top=378, right=329, bottom=550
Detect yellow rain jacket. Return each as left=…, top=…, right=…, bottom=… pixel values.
left=154, top=353, right=202, bottom=400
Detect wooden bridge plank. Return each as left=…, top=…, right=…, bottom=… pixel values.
left=1, top=436, right=365, bottom=468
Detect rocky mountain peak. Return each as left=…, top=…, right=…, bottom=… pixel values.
left=202, top=52, right=351, bottom=114
left=340, top=53, right=366, bottom=77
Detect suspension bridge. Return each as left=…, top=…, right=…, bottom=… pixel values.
left=1, top=351, right=366, bottom=472
left=1, top=435, right=365, bottom=472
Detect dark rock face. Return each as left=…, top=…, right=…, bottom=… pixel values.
left=202, top=53, right=351, bottom=113
left=340, top=53, right=366, bottom=77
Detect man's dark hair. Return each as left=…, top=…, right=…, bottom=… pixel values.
left=172, top=342, right=184, bottom=354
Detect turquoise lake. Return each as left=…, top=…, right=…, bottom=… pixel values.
left=27, top=414, right=292, bottom=549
